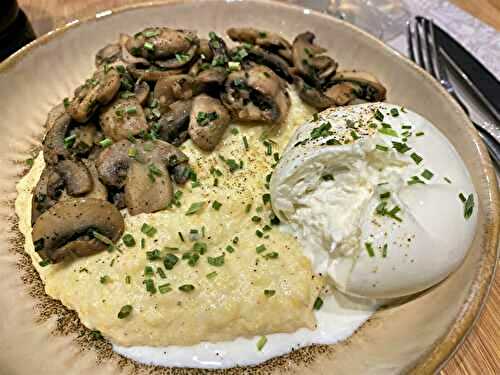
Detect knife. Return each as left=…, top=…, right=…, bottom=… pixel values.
left=430, top=21, right=500, bottom=122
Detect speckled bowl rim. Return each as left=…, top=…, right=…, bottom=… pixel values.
left=1, top=0, right=498, bottom=373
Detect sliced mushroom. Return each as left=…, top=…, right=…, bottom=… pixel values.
left=96, top=139, right=188, bottom=215
left=119, top=33, right=150, bottom=65
left=67, top=68, right=121, bottom=123
left=221, top=65, right=290, bottom=123
left=99, top=97, right=149, bottom=141
left=157, top=100, right=192, bottom=146
left=154, top=75, right=201, bottom=113
left=293, top=75, right=335, bottom=110
left=198, top=38, right=214, bottom=61
left=127, top=64, right=184, bottom=81
left=324, top=82, right=360, bottom=106
left=124, top=140, right=187, bottom=215
left=82, top=159, right=107, bottom=200
left=126, top=27, right=199, bottom=68
left=331, top=70, right=386, bottom=102
left=196, top=66, right=227, bottom=90
left=95, top=43, right=121, bottom=67
left=32, top=198, right=125, bottom=262
left=124, top=160, right=172, bottom=215
left=226, top=27, right=293, bottom=62
left=96, top=140, right=132, bottom=188
left=43, top=104, right=72, bottom=165
left=208, top=31, right=229, bottom=67
left=54, top=160, right=93, bottom=196
left=172, top=162, right=191, bottom=185
left=188, top=94, right=230, bottom=151
left=243, top=45, right=292, bottom=82
left=67, top=123, right=98, bottom=156
left=31, top=167, right=64, bottom=225
left=292, top=32, right=337, bottom=86
left=134, top=80, right=150, bottom=105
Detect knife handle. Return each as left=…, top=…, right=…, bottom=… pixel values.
left=475, top=122, right=500, bottom=167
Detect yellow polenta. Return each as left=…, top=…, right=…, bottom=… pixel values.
left=15, top=90, right=323, bottom=346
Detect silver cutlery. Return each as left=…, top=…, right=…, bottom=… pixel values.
left=406, top=17, right=500, bottom=166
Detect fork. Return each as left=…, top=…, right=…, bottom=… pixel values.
left=406, top=17, right=500, bottom=166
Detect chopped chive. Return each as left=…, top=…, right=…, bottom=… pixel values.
left=410, top=152, right=423, bottom=165
left=313, top=297, right=324, bottom=310
left=179, top=284, right=195, bottom=292
left=322, top=174, right=334, bottom=181
left=117, top=305, right=133, bottom=319
left=256, top=336, right=267, bottom=351
left=192, top=241, right=207, bottom=254
left=99, top=138, right=113, bottom=148
left=231, top=127, right=239, bottom=135
left=158, top=283, right=172, bottom=294
left=382, top=244, right=388, bottom=258
left=141, top=223, right=157, bottom=237
left=143, top=278, right=156, bottom=294
left=128, top=147, right=138, bottom=158
left=146, top=249, right=161, bottom=261
left=163, top=253, right=179, bottom=270
left=256, top=244, right=266, bottom=254
left=374, top=109, right=384, bottom=121
left=263, top=252, right=279, bottom=260
left=126, top=106, right=137, bottom=115
left=462, top=193, right=474, bottom=219
left=63, top=97, right=70, bottom=108
left=243, top=136, right=249, bottom=150
left=212, top=200, right=222, bottom=210
left=376, top=144, right=389, bottom=152
left=421, top=169, right=434, bottom=180
left=63, top=134, right=76, bottom=149
left=264, top=289, right=276, bottom=297
left=444, top=177, right=452, bottom=184
left=122, top=234, right=135, bottom=247
left=408, top=175, right=425, bottom=185
left=415, top=132, right=424, bottom=137
left=206, top=271, right=218, bottom=279
left=378, top=128, right=399, bottom=137
left=207, top=254, right=225, bottom=267
left=262, top=225, right=272, bottom=232
left=178, top=231, right=185, bottom=242
left=143, top=42, right=154, bottom=51
left=144, top=266, right=154, bottom=277
left=390, top=108, right=399, bottom=117
left=39, top=259, right=51, bottom=267
left=100, top=275, right=110, bottom=284
left=92, top=230, right=114, bottom=245
left=350, top=130, right=360, bottom=140
left=380, top=192, right=391, bottom=199
left=262, top=193, right=271, bottom=205
left=225, top=245, right=235, bottom=253
left=365, top=242, right=375, bottom=257
left=245, top=203, right=252, bottom=213
left=256, top=230, right=263, bottom=238
left=143, top=29, right=160, bottom=38
left=125, top=275, right=131, bottom=284
left=232, top=236, right=239, bottom=244
left=157, top=267, right=166, bottom=279
left=186, top=202, right=205, bottom=215
left=251, top=216, right=262, bottom=223
left=392, top=141, right=411, bottom=154
left=141, top=238, right=145, bottom=248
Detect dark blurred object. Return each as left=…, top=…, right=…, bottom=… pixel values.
left=0, top=0, right=36, bottom=62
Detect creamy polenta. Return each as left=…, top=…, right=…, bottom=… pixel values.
left=16, top=90, right=324, bottom=346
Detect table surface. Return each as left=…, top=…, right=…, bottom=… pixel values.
left=13, top=0, right=500, bottom=374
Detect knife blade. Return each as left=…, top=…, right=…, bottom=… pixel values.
left=430, top=20, right=500, bottom=122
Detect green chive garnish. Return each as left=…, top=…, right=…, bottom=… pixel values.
left=186, top=202, right=205, bottom=215
left=206, top=271, right=218, bottom=279
left=313, top=297, right=324, bottom=310
left=207, top=254, right=225, bottom=267
left=99, top=138, right=113, bottom=148
left=141, top=223, right=157, bottom=237
left=256, top=244, right=266, bottom=254
left=410, top=152, right=423, bottom=164
left=117, top=305, right=132, bottom=319
left=122, top=234, right=136, bottom=247
left=365, top=242, right=375, bottom=257
left=376, top=144, right=389, bottom=152
left=163, top=254, right=179, bottom=270
left=179, top=284, right=195, bottom=292
left=421, top=169, right=434, bottom=180
left=212, top=200, right=222, bottom=210
left=158, top=283, right=172, bottom=294
left=264, top=290, right=275, bottom=297
left=256, top=336, right=267, bottom=351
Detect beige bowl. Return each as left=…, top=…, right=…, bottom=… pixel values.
left=0, top=1, right=497, bottom=374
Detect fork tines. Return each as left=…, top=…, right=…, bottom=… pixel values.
left=407, top=17, right=441, bottom=80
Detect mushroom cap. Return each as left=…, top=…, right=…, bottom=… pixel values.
left=154, top=75, right=201, bottom=113
left=293, top=75, right=335, bottom=110
left=127, top=64, right=184, bottom=81
left=99, top=97, right=149, bottom=141
left=222, top=65, right=291, bottom=123
left=292, top=32, right=337, bottom=87
left=43, top=104, right=72, bottom=165
left=226, top=27, right=292, bottom=62
left=67, top=68, right=121, bottom=123
left=188, top=94, right=231, bottom=151
left=96, top=139, right=132, bottom=188
left=54, top=159, right=93, bottom=196
left=32, top=198, right=124, bottom=263
left=126, top=27, right=199, bottom=62
left=157, top=100, right=192, bottom=146
left=95, top=43, right=122, bottom=68
left=331, top=70, right=387, bottom=102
